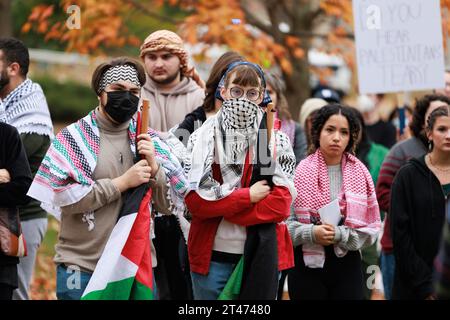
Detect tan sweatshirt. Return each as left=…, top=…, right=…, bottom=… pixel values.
left=140, top=76, right=205, bottom=132
left=54, top=108, right=169, bottom=273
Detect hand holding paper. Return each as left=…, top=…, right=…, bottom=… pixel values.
left=318, top=199, right=341, bottom=226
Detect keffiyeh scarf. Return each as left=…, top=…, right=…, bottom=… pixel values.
left=293, top=149, right=381, bottom=268
left=97, top=65, right=141, bottom=94
left=0, top=79, right=53, bottom=137
left=185, top=98, right=296, bottom=201
left=27, top=110, right=189, bottom=237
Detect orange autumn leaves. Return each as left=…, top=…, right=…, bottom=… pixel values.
left=21, top=0, right=304, bottom=74
left=22, top=0, right=140, bottom=54
left=22, top=0, right=450, bottom=81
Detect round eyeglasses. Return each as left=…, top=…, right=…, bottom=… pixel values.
left=229, top=86, right=262, bottom=101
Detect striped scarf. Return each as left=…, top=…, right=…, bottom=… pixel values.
left=293, top=149, right=381, bottom=268
left=0, top=79, right=53, bottom=137
left=27, top=110, right=189, bottom=236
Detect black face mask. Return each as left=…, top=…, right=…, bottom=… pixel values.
left=104, top=90, right=139, bottom=124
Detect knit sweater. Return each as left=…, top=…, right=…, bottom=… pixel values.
left=376, top=137, right=427, bottom=254
left=54, top=109, right=169, bottom=273
left=140, top=76, right=205, bottom=132
left=287, top=164, right=371, bottom=252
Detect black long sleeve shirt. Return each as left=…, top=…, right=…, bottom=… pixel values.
left=0, top=123, right=33, bottom=270
left=390, top=155, right=447, bottom=299
left=0, top=123, right=33, bottom=207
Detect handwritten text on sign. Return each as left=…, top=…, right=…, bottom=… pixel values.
left=353, top=0, right=445, bottom=94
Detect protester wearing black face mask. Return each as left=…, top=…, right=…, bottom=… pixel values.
left=103, top=90, right=140, bottom=124
left=27, top=57, right=186, bottom=300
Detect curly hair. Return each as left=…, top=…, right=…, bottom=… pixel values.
left=410, top=94, right=450, bottom=140
left=309, top=104, right=361, bottom=155
left=348, top=107, right=371, bottom=169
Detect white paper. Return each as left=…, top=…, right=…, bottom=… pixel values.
left=318, top=199, right=341, bottom=226
left=353, top=0, right=445, bottom=94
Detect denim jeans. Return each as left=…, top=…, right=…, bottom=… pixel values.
left=191, top=261, right=236, bottom=300
left=56, top=264, right=92, bottom=300
left=380, top=252, right=395, bottom=300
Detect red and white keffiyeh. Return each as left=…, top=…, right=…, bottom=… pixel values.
left=293, top=149, right=381, bottom=268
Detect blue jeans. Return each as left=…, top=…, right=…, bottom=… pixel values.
left=191, top=261, right=236, bottom=300
left=380, top=252, right=395, bottom=300
left=56, top=264, right=92, bottom=300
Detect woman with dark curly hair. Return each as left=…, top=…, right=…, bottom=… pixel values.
left=390, top=105, right=450, bottom=300
left=376, top=94, right=450, bottom=299
left=287, top=104, right=381, bottom=300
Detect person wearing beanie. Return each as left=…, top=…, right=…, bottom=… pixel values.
left=139, top=30, right=205, bottom=132
left=140, top=30, right=204, bottom=300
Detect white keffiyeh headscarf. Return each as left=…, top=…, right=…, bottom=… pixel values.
left=0, top=78, right=53, bottom=138
left=185, top=98, right=297, bottom=201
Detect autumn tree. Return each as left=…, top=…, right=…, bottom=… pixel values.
left=22, top=0, right=450, bottom=119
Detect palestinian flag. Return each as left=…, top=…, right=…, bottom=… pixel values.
left=81, top=184, right=155, bottom=300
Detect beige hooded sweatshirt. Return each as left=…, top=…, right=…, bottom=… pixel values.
left=140, top=75, right=205, bottom=132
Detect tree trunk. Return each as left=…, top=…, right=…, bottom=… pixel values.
left=283, top=52, right=311, bottom=121
left=0, top=0, right=12, bottom=37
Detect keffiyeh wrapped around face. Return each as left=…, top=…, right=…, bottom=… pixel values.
left=185, top=98, right=297, bottom=201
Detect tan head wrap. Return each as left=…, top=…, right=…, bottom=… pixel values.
left=140, top=30, right=205, bottom=89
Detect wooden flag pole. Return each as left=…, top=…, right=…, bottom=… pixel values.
left=141, top=99, right=150, bottom=135
left=266, top=102, right=275, bottom=150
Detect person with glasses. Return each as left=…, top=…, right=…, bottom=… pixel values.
left=184, top=62, right=296, bottom=300
left=27, top=57, right=188, bottom=300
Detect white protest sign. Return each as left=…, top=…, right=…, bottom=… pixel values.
left=353, top=0, right=445, bottom=94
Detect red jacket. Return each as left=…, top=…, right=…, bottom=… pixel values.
left=186, top=155, right=294, bottom=275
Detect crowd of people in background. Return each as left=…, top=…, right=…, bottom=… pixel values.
left=0, top=32, right=449, bottom=301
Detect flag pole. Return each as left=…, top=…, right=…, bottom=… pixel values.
left=141, top=99, right=150, bottom=135
left=266, top=102, right=275, bottom=155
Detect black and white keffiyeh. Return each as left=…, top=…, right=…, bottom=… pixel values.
left=0, top=79, right=53, bottom=137
left=98, top=65, right=141, bottom=94
left=185, top=98, right=297, bottom=201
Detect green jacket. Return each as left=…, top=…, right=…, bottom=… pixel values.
left=361, top=142, right=389, bottom=267
left=367, top=142, right=389, bottom=187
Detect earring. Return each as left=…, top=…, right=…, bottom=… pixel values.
left=428, top=140, right=433, bottom=151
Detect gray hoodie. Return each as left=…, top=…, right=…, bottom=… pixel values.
left=140, top=75, right=205, bottom=132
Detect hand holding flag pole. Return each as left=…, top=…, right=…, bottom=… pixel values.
left=140, top=99, right=150, bottom=136
left=137, top=100, right=159, bottom=176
